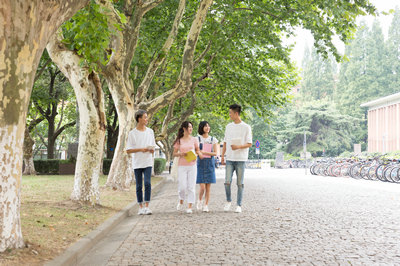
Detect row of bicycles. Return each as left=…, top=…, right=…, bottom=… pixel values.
left=310, top=156, right=400, bottom=183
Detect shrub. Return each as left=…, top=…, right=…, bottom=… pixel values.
left=154, top=158, right=166, bottom=175
left=34, top=159, right=60, bottom=175
left=270, top=160, right=275, bottom=168
left=103, top=159, right=113, bottom=175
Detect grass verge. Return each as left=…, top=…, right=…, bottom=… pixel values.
left=0, top=174, right=163, bottom=265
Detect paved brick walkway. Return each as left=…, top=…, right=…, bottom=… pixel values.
left=89, top=168, right=400, bottom=265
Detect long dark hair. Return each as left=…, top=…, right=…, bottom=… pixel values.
left=174, top=121, right=192, bottom=145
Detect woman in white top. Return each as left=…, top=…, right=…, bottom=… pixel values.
left=196, top=121, right=219, bottom=212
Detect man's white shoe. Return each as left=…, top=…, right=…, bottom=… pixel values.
left=196, top=200, right=203, bottom=211
left=235, top=206, right=242, bottom=213
left=177, top=202, right=183, bottom=211
left=144, top=207, right=152, bottom=215
left=202, top=205, right=209, bottom=212
left=186, top=208, right=193, bottom=214
left=138, top=207, right=145, bottom=215
left=224, top=202, right=231, bottom=212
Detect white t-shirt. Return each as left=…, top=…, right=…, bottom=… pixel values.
left=224, top=121, right=252, bottom=161
left=197, top=135, right=219, bottom=146
left=126, top=127, right=156, bottom=169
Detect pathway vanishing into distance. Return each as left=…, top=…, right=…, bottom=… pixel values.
left=79, top=168, right=400, bottom=265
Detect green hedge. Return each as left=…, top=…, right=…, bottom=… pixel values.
left=33, top=158, right=167, bottom=175
left=154, top=158, right=166, bottom=175
left=34, top=159, right=60, bottom=175
left=33, top=159, right=113, bottom=175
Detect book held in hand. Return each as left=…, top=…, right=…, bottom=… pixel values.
left=231, top=138, right=242, bottom=146
left=184, top=150, right=197, bottom=162
left=202, top=143, right=212, bottom=158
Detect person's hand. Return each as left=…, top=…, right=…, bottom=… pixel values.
left=179, top=152, right=187, bottom=157
left=198, top=154, right=204, bottom=160
left=221, top=157, right=226, bottom=165
left=147, top=148, right=155, bottom=153
left=231, top=145, right=240, bottom=150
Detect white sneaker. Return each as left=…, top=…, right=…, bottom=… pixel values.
left=177, top=202, right=183, bottom=211
left=138, top=207, right=145, bottom=215
left=202, top=205, right=209, bottom=212
left=235, top=206, right=242, bottom=213
left=196, top=200, right=203, bottom=211
left=224, top=202, right=231, bottom=212
left=186, top=208, right=193, bottom=214
left=144, top=207, right=152, bottom=215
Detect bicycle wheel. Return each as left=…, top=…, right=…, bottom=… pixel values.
left=360, top=165, right=370, bottom=180
left=367, top=165, right=378, bottom=181
left=350, top=163, right=362, bottom=179
left=384, top=166, right=395, bottom=183
left=340, top=164, right=351, bottom=177
left=375, top=164, right=387, bottom=182
left=327, top=164, right=336, bottom=176
left=332, top=165, right=341, bottom=177
left=394, top=167, right=400, bottom=183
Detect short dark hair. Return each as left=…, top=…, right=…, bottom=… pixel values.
left=229, top=104, right=241, bottom=115
left=135, top=109, right=147, bottom=122
left=198, top=121, right=210, bottom=135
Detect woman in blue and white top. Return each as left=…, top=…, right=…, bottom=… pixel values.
left=196, top=121, right=219, bottom=212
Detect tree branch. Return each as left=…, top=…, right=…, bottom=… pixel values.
left=143, top=0, right=165, bottom=13
left=28, top=117, right=45, bottom=132
left=34, top=58, right=52, bottom=82
left=33, top=100, right=48, bottom=119
left=34, top=128, right=48, bottom=149
left=136, top=0, right=186, bottom=103
left=142, top=0, right=213, bottom=115
left=53, top=121, right=76, bottom=141
left=56, top=99, right=65, bottom=132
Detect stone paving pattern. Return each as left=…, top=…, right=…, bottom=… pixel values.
left=106, top=168, right=400, bottom=265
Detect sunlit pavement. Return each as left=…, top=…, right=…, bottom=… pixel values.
left=85, top=168, right=400, bottom=265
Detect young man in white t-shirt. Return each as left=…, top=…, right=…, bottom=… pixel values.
left=126, top=110, right=156, bottom=215
left=221, top=104, right=252, bottom=213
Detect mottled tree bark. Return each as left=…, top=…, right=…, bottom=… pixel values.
left=47, top=31, right=106, bottom=204
left=22, top=127, right=36, bottom=175
left=101, top=0, right=213, bottom=189
left=0, top=0, right=89, bottom=251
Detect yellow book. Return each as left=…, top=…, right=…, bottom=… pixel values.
left=184, top=150, right=197, bottom=162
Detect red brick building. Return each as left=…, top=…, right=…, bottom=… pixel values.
left=360, top=92, right=400, bottom=153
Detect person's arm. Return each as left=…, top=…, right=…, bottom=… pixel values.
left=231, top=143, right=252, bottom=150
left=208, top=143, right=218, bottom=157
left=126, top=132, right=148, bottom=154
left=221, top=142, right=227, bottom=165
left=231, top=126, right=252, bottom=150
left=173, top=146, right=186, bottom=157
left=195, top=146, right=204, bottom=159
left=194, top=138, right=204, bottom=159
left=147, top=129, right=156, bottom=154
left=200, top=143, right=218, bottom=157
left=127, top=148, right=148, bottom=154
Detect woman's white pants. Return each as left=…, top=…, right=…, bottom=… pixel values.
left=178, top=165, right=197, bottom=204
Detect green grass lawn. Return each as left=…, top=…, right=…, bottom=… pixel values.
left=0, top=174, right=162, bottom=266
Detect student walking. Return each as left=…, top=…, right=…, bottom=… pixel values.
left=173, top=121, right=204, bottom=214
left=221, top=104, right=252, bottom=213
left=126, top=110, right=156, bottom=215
left=196, top=121, right=219, bottom=212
